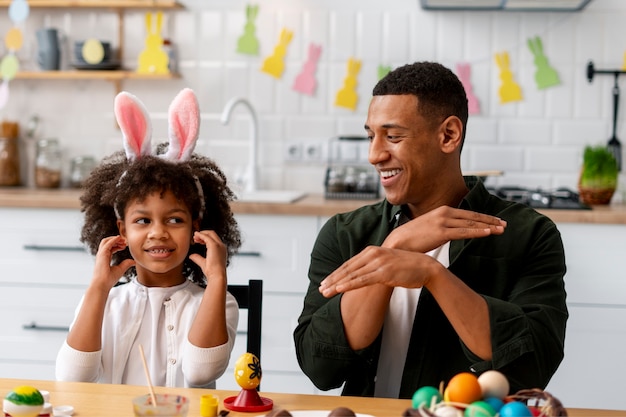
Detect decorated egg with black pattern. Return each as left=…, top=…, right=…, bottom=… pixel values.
left=234, top=352, right=262, bottom=390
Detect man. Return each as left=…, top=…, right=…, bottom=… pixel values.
left=293, top=62, right=568, bottom=399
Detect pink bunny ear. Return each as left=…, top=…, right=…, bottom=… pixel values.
left=164, top=88, right=200, bottom=161
left=114, top=91, right=152, bottom=160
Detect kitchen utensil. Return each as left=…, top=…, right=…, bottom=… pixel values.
left=36, top=28, right=60, bottom=70
left=586, top=61, right=624, bottom=171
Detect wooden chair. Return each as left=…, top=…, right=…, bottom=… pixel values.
left=227, top=279, right=263, bottom=361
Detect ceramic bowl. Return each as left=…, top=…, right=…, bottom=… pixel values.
left=132, top=394, right=189, bottom=417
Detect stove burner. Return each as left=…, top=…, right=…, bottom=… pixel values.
left=489, top=187, right=592, bottom=210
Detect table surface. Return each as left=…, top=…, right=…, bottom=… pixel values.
left=0, top=379, right=623, bottom=417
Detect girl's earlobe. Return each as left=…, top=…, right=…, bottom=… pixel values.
left=117, top=219, right=125, bottom=236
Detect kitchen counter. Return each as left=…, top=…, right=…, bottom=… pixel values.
left=1, top=187, right=626, bottom=223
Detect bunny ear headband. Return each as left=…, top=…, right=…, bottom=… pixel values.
left=113, top=88, right=205, bottom=217
left=114, top=87, right=200, bottom=161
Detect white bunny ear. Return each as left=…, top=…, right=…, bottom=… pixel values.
left=163, top=88, right=200, bottom=161
left=114, top=91, right=152, bottom=160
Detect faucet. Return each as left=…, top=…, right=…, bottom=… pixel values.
left=220, top=97, right=258, bottom=193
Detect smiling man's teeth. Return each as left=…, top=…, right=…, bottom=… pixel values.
left=380, top=169, right=401, bottom=178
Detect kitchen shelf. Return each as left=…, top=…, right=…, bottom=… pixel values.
left=15, top=70, right=178, bottom=80
left=14, top=70, right=180, bottom=94
left=3, top=0, right=184, bottom=95
left=0, top=1, right=183, bottom=9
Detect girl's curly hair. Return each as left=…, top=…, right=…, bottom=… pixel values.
left=79, top=144, right=241, bottom=287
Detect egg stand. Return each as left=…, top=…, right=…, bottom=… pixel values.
left=224, top=387, right=273, bottom=413
left=586, top=60, right=625, bottom=171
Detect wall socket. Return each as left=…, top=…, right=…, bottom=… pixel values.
left=284, top=140, right=327, bottom=163
left=303, top=142, right=323, bottom=162
left=284, top=142, right=303, bottom=161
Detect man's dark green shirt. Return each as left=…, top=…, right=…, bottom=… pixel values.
left=293, top=177, right=568, bottom=398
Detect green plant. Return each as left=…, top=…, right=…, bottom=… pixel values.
left=579, top=145, right=619, bottom=189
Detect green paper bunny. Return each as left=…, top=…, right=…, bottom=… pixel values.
left=528, top=36, right=560, bottom=89
left=237, top=4, right=260, bottom=55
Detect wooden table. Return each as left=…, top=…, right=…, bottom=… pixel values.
left=0, top=379, right=623, bottom=417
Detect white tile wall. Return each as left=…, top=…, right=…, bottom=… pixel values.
left=4, top=0, right=626, bottom=199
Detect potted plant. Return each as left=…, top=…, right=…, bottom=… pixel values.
left=578, top=145, right=619, bottom=205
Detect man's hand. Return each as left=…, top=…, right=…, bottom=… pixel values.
left=319, top=206, right=506, bottom=298
left=319, top=246, right=441, bottom=297
left=383, top=206, right=506, bottom=252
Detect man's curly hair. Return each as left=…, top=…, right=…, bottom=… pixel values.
left=373, top=61, right=469, bottom=147
left=79, top=144, right=241, bottom=287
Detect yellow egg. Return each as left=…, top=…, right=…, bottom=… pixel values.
left=234, top=352, right=262, bottom=390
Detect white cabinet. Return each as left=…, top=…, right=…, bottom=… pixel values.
left=0, top=208, right=92, bottom=380
left=545, top=223, right=626, bottom=411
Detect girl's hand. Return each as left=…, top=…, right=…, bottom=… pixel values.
left=91, top=235, right=135, bottom=292
left=189, top=230, right=228, bottom=283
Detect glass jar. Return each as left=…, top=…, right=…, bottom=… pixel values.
left=0, top=137, right=20, bottom=186
left=69, top=155, right=96, bottom=188
left=326, top=167, right=345, bottom=193
left=35, top=138, right=62, bottom=188
left=0, top=121, right=20, bottom=186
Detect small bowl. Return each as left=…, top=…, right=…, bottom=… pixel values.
left=52, top=405, right=74, bottom=416
left=132, top=394, right=189, bottom=417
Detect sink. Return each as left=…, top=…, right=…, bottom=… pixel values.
left=235, top=190, right=307, bottom=203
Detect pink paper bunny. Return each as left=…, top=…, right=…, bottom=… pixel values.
left=456, top=62, right=480, bottom=115
left=293, top=43, right=322, bottom=96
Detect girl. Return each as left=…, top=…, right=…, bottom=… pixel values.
left=56, top=88, right=241, bottom=389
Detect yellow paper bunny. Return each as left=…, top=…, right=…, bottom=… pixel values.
left=137, top=11, right=169, bottom=75
left=261, top=28, right=293, bottom=79
left=495, top=52, right=522, bottom=103
left=334, top=58, right=362, bottom=111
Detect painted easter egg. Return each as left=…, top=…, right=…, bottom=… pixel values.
left=234, top=352, right=262, bottom=390
left=412, top=386, right=442, bottom=409
left=3, top=386, right=44, bottom=417
left=444, top=372, right=482, bottom=405
left=499, top=401, right=533, bottom=417
left=464, top=401, right=496, bottom=417
left=478, top=370, right=510, bottom=400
